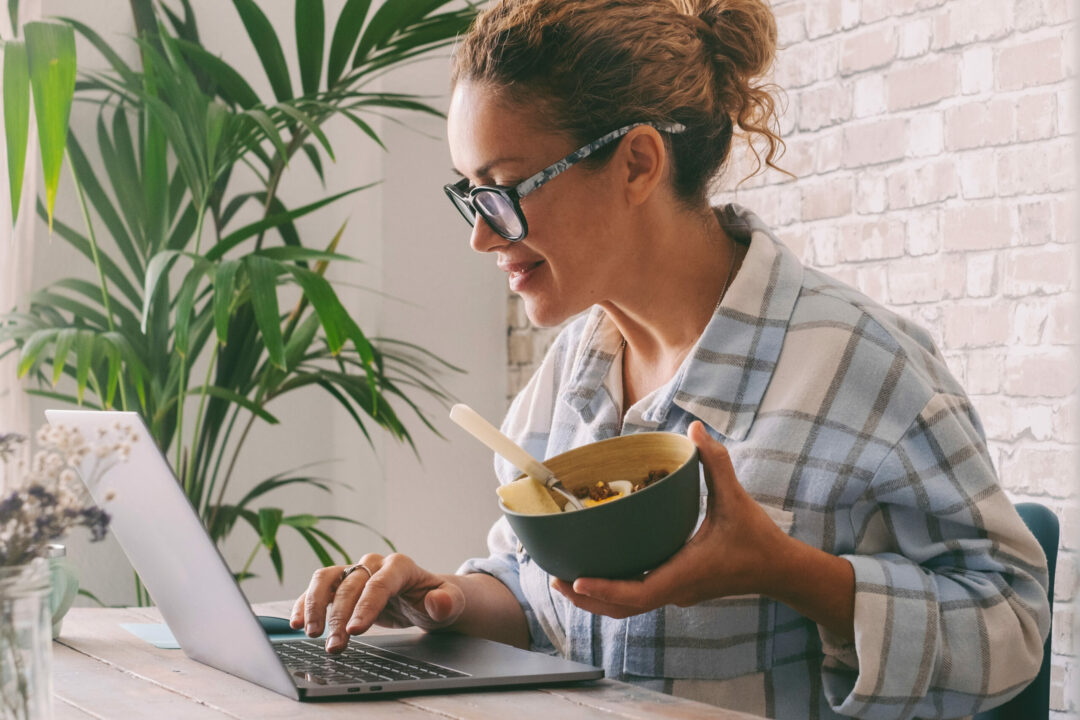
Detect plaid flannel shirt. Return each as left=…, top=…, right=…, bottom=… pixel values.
left=458, top=205, right=1050, bottom=720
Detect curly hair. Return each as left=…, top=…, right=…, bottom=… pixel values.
left=451, top=0, right=788, bottom=205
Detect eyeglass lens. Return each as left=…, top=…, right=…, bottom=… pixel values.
left=473, top=190, right=524, bottom=239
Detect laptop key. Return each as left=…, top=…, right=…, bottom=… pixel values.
left=275, top=639, right=469, bottom=684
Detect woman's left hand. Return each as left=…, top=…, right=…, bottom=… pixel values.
left=550, top=420, right=793, bottom=618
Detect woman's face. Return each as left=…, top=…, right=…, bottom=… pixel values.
left=447, top=82, right=628, bottom=327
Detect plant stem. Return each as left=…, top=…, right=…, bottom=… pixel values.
left=206, top=410, right=258, bottom=533
left=66, top=154, right=115, bottom=334
left=186, top=343, right=218, bottom=501
left=253, top=131, right=306, bottom=252
left=239, top=539, right=261, bottom=582
left=67, top=153, right=131, bottom=412
left=176, top=205, right=208, bottom=475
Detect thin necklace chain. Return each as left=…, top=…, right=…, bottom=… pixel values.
left=620, top=234, right=739, bottom=353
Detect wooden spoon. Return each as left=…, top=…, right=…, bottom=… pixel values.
left=449, top=404, right=585, bottom=511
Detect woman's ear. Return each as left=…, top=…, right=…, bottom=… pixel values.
left=619, top=126, right=669, bottom=207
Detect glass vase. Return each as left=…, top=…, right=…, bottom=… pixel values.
left=0, top=558, right=53, bottom=720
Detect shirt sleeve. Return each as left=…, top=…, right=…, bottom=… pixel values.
left=456, top=515, right=557, bottom=655
left=819, top=392, right=1051, bottom=719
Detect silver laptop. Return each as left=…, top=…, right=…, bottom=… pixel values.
left=46, top=409, right=603, bottom=700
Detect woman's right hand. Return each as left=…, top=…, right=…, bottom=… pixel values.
left=290, top=553, right=467, bottom=653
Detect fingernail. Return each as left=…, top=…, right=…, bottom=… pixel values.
left=305, top=623, right=316, bottom=635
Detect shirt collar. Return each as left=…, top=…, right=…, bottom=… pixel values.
left=560, top=204, right=804, bottom=441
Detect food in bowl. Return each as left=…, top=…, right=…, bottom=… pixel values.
left=498, top=469, right=671, bottom=513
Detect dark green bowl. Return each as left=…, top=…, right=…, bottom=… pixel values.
left=500, top=432, right=700, bottom=581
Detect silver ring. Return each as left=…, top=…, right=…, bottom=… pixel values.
left=341, top=563, right=373, bottom=583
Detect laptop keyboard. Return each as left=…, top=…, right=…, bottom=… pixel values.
left=275, top=639, right=470, bottom=685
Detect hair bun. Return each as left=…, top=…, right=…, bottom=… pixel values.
left=694, top=0, right=777, bottom=78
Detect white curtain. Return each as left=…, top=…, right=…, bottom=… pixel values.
left=0, top=0, right=43, bottom=436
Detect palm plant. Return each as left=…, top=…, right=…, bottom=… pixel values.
left=1, top=0, right=477, bottom=602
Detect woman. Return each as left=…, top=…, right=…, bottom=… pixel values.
left=292, top=1, right=1050, bottom=717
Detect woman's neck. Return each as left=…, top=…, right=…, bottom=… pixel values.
left=600, top=205, right=742, bottom=373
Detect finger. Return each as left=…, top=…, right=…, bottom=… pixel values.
left=302, top=566, right=345, bottom=637
left=570, top=569, right=676, bottom=611
left=549, top=578, right=642, bottom=619
left=289, top=592, right=307, bottom=630
left=326, top=560, right=380, bottom=652
left=688, top=420, right=737, bottom=511
left=423, top=584, right=465, bottom=624
left=347, top=554, right=411, bottom=636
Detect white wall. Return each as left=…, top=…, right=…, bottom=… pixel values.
left=5, top=1, right=504, bottom=605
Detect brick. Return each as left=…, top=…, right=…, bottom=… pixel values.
left=1050, top=661, right=1066, bottom=711
left=508, top=296, right=529, bottom=329
left=1059, top=86, right=1077, bottom=135
left=1011, top=401, right=1058, bottom=442
left=1053, top=607, right=1073, bottom=656
left=997, top=37, right=1066, bottom=91
left=999, top=446, right=1076, bottom=496
left=815, top=129, right=844, bottom=174
left=774, top=226, right=809, bottom=263
left=1004, top=349, right=1079, bottom=397
left=909, top=112, right=943, bottom=157
left=1017, top=93, right=1058, bottom=142
left=852, top=180, right=887, bottom=219
left=961, top=46, right=995, bottom=95
left=507, top=332, right=534, bottom=365
left=1053, top=195, right=1076, bottom=245
left=1003, top=245, right=1076, bottom=296
left=943, top=303, right=1010, bottom=348
left=1061, top=504, right=1080, bottom=551
left=798, top=84, right=854, bottom=131
left=859, top=0, right=891, bottom=23
left=1011, top=297, right=1056, bottom=345
left=855, top=264, right=889, bottom=302
left=943, top=203, right=1013, bottom=250
left=806, top=0, right=843, bottom=39
left=1054, top=552, right=1077, bottom=602
left=973, top=396, right=1012, bottom=441
left=887, top=160, right=960, bottom=208
left=886, top=255, right=966, bottom=304
left=774, top=40, right=840, bottom=89
left=774, top=1, right=807, bottom=48
left=853, top=74, right=887, bottom=118
left=841, top=119, right=908, bottom=168
left=957, top=150, right=997, bottom=199
left=1044, top=292, right=1077, bottom=344
left=840, top=26, right=897, bottom=75
left=905, top=209, right=941, bottom=256
left=777, top=135, right=816, bottom=180
left=1052, top=399, right=1077, bottom=443
left=809, top=225, right=839, bottom=267
left=932, top=0, right=1014, bottom=49
left=997, top=139, right=1075, bottom=196
left=887, top=55, right=960, bottom=111
left=966, top=253, right=998, bottom=297
left=1016, top=199, right=1056, bottom=246
left=801, top=177, right=853, bottom=221
left=838, top=218, right=906, bottom=262
left=964, top=349, right=1004, bottom=394
left=778, top=187, right=803, bottom=226
left=1015, top=0, right=1049, bottom=31
left=944, top=99, right=1016, bottom=151
left=897, top=18, right=932, bottom=59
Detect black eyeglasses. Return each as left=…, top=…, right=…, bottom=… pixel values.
left=444, top=121, right=686, bottom=242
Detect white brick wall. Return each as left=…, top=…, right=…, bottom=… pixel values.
left=506, top=1, right=1077, bottom=714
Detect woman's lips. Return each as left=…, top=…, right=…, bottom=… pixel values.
left=501, top=260, right=544, bottom=292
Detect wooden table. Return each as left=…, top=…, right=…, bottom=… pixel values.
left=51, top=601, right=762, bottom=719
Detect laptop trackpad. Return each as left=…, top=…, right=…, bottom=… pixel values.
left=359, top=633, right=563, bottom=677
